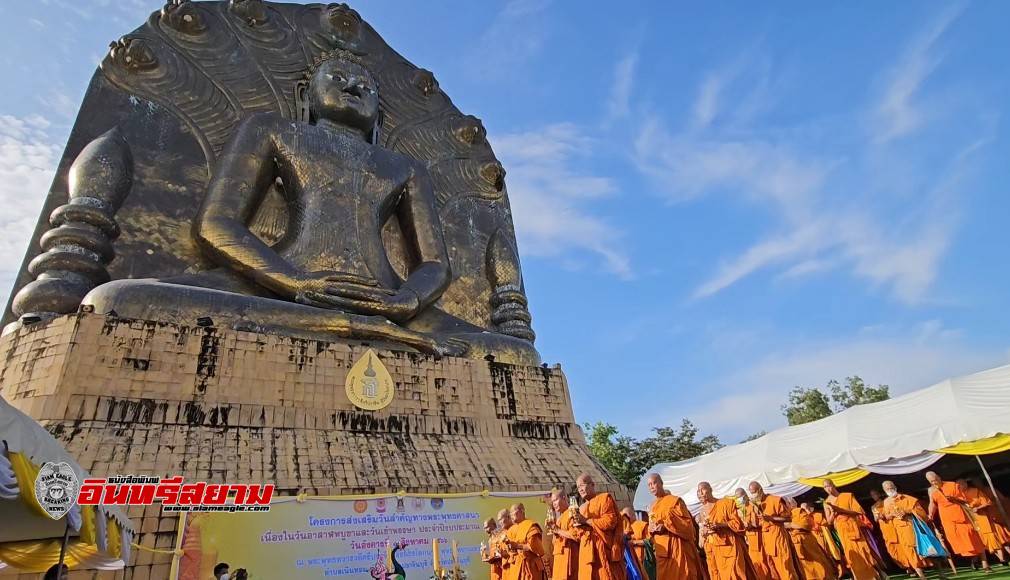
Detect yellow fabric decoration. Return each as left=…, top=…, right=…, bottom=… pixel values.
left=938, top=433, right=1010, bottom=455
left=8, top=451, right=49, bottom=519
left=106, top=515, right=121, bottom=560
left=0, top=539, right=99, bottom=573
left=798, top=467, right=871, bottom=487
left=79, top=505, right=96, bottom=545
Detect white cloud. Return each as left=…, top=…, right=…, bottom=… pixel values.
left=492, top=123, right=631, bottom=278
left=632, top=9, right=985, bottom=304
left=466, top=0, right=552, bottom=81
left=684, top=328, right=1008, bottom=440
left=0, top=115, right=59, bottom=309
left=871, top=5, right=963, bottom=144
left=606, top=53, right=638, bottom=122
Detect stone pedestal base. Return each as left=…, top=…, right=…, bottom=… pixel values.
left=0, top=313, right=624, bottom=579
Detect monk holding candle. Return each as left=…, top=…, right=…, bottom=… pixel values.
left=736, top=487, right=771, bottom=580
left=647, top=473, right=703, bottom=580
left=505, top=503, right=546, bottom=580
left=547, top=490, right=580, bottom=580
left=697, top=481, right=749, bottom=580
left=573, top=473, right=625, bottom=580
left=747, top=481, right=800, bottom=580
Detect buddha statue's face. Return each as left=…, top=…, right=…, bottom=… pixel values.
left=309, top=59, right=378, bottom=133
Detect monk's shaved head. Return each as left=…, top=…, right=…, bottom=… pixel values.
left=747, top=481, right=764, bottom=497
left=882, top=480, right=897, bottom=493
left=822, top=479, right=838, bottom=495
left=647, top=473, right=665, bottom=498
left=577, top=473, right=596, bottom=500
left=925, top=471, right=942, bottom=486
left=697, top=481, right=714, bottom=503
left=784, top=496, right=797, bottom=509
left=483, top=518, right=497, bottom=534
left=621, top=507, right=635, bottom=520
left=496, top=508, right=512, bottom=529
left=509, top=503, right=526, bottom=523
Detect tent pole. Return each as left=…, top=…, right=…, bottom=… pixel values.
left=975, top=454, right=1010, bottom=528
left=57, top=517, right=70, bottom=576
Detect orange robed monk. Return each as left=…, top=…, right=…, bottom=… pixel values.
left=573, top=474, right=625, bottom=580
left=961, top=478, right=1010, bottom=563
left=880, top=480, right=944, bottom=580
left=747, top=481, right=800, bottom=580
left=492, top=509, right=515, bottom=580
left=483, top=517, right=504, bottom=580
left=698, top=481, right=749, bottom=580
left=736, top=487, right=772, bottom=580
left=547, top=491, right=580, bottom=580
left=629, top=510, right=649, bottom=573
left=646, top=474, right=703, bottom=580
left=504, top=503, right=546, bottom=580
left=621, top=508, right=647, bottom=580
left=784, top=499, right=837, bottom=580
left=926, top=471, right=991, bottom=571
left=869, top=489, right=903, bottom=570
left=823, top=479, right=880, bottom=580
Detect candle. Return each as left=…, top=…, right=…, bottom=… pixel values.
left=386, top=541, right=393, bottom=572
left=432, top=537, right=441, bottom=572
left=451, top=539, right=459, bottom=568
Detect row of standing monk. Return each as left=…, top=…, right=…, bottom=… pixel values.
left=480, top=471, right=1010, bottom=580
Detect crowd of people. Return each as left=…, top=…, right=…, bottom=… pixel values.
left=480, top=471, right=1010, bottom=580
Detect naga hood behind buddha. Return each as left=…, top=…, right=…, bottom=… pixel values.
left=5, top=0, right=539, bottom=365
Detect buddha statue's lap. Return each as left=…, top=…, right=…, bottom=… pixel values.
left=82, top=53, right=540, bottom=366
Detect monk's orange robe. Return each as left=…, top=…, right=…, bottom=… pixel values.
left=552, top=510, right=580, bottom=580
left=871, top=500, right=903, bottom=568
left=788, top=508, right=837, bottom=580
left=742, top=503, right=772, bottom=580
left=757, top=495, right=799, bottom=580
left=628, top=519, right=649, bottom=573
left=827, top=492, right=877, bottom=580
left=883, top=494, right=928, bottom=570
left=507, top=518, right=546, bottom=580
left=965, top=486, right=1010, bottom=553
left=649, top=492, right=703, bottom=580
left=491, top=530, right=510, bottom=580
left=576, top=493, right=625, bottom=580
left=930, top=482, right=984, bottom=557
left=700, top=497, right=749, bottom=580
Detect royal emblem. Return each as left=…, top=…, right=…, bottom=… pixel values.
left=345, top=349, right=395, bottom=411
left=34, top=461, right=80, bottom=520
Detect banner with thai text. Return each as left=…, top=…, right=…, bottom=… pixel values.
left=172, top=492, right=550, bottom=579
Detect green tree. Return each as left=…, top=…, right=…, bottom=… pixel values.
left=584, top=420, right=722, bottom=488
left=741, top=430, right=767, bottom=443
left=782, top=375, right=890, bottom=426
left=829, top=376, right=890, bottom=409
left=584, top=422, right=639, bottom=488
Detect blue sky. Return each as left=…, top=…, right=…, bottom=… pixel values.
left=2, top=1, right=1009, bottom=442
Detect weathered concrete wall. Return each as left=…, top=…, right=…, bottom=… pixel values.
left=0, top=313, right=625, bottom=579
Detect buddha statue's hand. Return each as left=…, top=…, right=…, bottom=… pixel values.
left=299, top=283, right=420, bottom=323
left=289, top=271, right=382, bottom=302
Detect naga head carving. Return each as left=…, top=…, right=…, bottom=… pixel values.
left=229, top=0, right=268, bottom=26
left=160, top=0, right=207, bottom=35
left=412, top=69, right=439, bottom=97
left=454, top=115, right=487, bottom=146
left=480, top=162, right=506, bottom=192
left=108, top=36, right=158, bottom=72
left=324, top=3, right=365, bottom=53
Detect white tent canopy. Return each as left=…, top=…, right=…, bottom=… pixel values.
left=1, top=395, right=135, bottom=570
left=634, top=363, right=1010, bottom=511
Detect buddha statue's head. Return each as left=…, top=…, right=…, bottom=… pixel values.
left=307, top=55, right=379, bottom=136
